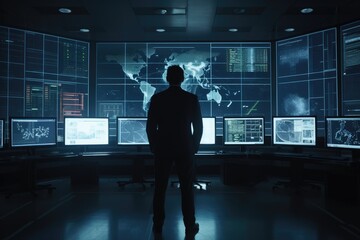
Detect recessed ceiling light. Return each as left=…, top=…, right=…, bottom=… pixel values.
left=156, top=28, right=166, bottom=32
left=233, top=8, right=246, bottom=14
left=300, top=8, right=314, bottom=14
left=58, top=8, right=72, bottom=14
left=80, top=28, right=90, bottom=33
left=228, top=28, right=238, bottom=32
left=285, top=27, right=295, bottom=32
left=154, top=9, right=167, bottom=15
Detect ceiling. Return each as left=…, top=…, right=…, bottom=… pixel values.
left=1, top=0, right=359, bottom=42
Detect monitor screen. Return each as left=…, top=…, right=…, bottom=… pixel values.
left=341, top=21, right=360, bottom=116
left=200, top=117, right=216, bottom=145
left=326, top=117, right=360, bottom=149
left=0, top=119, right=4, bottom=148
left=0, top=26, right=89, bottom=144
left=273, top=116, right=316, bottom=146
left=117, top=117, right=216, bottom=145
left=96, top=42, right=272, bottom=137
left=223, top=117, right=264, bottom=145
left=10, top=118, right=57, bottom=147
left=64, top=118, right=109, bottom=145
left=276, top=28, right=337, bottom=136
left=117, top=118, right=148, bottom=145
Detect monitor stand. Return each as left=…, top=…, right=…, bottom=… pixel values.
left=117, top=146, right=154, bottom=189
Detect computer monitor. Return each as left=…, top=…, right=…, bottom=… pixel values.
left=10, top=118, right=57, bottom=147
left=273, top=116, right=316, bottom=146
left=117, top=117, right=148, bottom=145
left=117, top=117, right=216, bottom=145
left=64, top=117, right=109, bottom=145
left=326, top=117, right=360, bottom=149
left=200, top=117, right=216, bottom=145
left=223, top=117, right=264, bottom=145
left=0, top=119, right=4, bottom=148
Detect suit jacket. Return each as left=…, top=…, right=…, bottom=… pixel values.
left=146, top=86, right=203, bottom=156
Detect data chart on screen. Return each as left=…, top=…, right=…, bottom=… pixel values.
left=273, top=117, right=316, bottom=146
left=64, top=118, right=109, bottom=145
left=10, top=118, right=57, bottom=147
left=117, top=118, right=148, bottom=145
left=223, top=117, right=264, bottom=145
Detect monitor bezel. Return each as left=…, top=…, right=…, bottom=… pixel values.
left=117, top=117, right=149, bottom=146
left=272, top=116, right=317, bottom=146
left=223, top=116, right=265, bottom=145
left=64, top=117, right=109, bottom=146
left=325, top=116, right=360, bottom=150
left=10, top=117, right=57, bottom=148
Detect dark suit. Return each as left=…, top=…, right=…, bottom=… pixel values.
left=146, top=86, right=203, bottom=229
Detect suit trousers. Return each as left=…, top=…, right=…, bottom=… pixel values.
left=153, top=153, right=196, bottom=229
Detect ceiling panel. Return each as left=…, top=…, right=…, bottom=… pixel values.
left=0, top=0, right=359, bottom=42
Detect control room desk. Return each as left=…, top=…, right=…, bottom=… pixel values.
left=212, top=151, right=359, bottom=202
left=1, top=151, right=358, bottom=202
left=69, top=152, right=155, bottom=186
left=0, top=155, right=58, bottom=197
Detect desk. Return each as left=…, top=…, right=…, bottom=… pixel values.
left=0, top=155, right=56, bottom=198
left=1, top=150, right=358, bottom=201
left=65, top=152, right=153, bottom=187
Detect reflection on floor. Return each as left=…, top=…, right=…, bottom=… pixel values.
left=0, top=177, right=360, bottom=240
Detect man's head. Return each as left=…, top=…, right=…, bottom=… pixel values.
left=166, top=65, right=184, bottom=85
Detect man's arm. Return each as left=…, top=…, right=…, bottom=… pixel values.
left=192, top=96, right=203, bottom=153
left=146, top=97, right=158, bottom=154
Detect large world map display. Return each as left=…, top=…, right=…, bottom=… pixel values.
left=96, top=43, right=271, bottom=136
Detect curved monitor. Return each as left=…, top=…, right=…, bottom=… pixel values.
left=0, top=119, right=4, bottom=148
left=64, top=117, right=109, bottom=145
left=10, top=118, right=57, bottom=147
left=117, top=117, right=148, bottom=145
left=223, top=117, right=264, bottom=145
left=273, top=116, right=316, bottom=146
left=326, top=117, right=360, bottom=149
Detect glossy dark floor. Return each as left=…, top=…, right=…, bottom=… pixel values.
left=1, top=177, right=360, bottom=240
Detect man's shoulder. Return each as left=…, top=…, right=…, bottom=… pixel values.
left=183, top=90, right=199, bottom=101
left=179, top=88, right=197, bottom=98
left=151, top=90, right=166, bottom=99
left=151, top=87, right=197, bottom=100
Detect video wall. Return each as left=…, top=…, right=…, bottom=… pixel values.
left=0, top=21, right=359, bottom=147
left=276, top=28, right=338, bottom=134
left=341, top=21, right=360, bottom=116
left=0, top=26, right=89, bottom=141
left=96, top=43, right=272, bottom=137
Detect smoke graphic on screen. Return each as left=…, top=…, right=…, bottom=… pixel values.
left=17, top=123, right=50, bottom=140
left=284, top=94, right=309, bottom=116
left=278, top=46, right=308, bottom=68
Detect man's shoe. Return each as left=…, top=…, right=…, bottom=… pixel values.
left=185, top=222, right=199, bottom=237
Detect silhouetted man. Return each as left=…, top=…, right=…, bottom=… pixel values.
left=146, top=65, right=203, bottom=238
